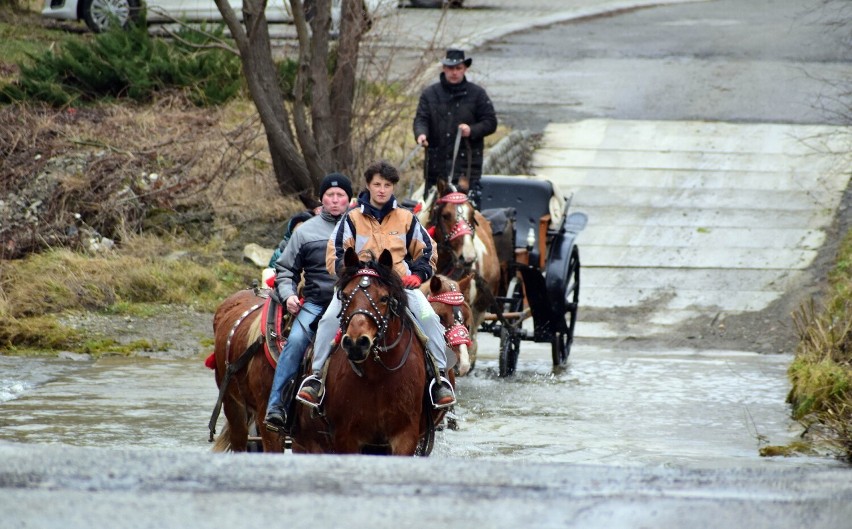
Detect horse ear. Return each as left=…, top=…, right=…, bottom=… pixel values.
left=430, top=275, right=442, bottom=294
left=436, top=179, right=446, bottom=196
left=378, top=249, right=393, bottom=269
left=457, top=174, right=470, bottom=193
left=344, top=247, right=359, bottom=267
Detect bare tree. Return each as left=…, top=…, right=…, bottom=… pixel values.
left=212, top=0, right=370, bottom=196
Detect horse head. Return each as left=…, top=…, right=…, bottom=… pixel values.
left=430, top=181, right=478, bottom=274
left=425, top=273, right=474, bottom=376
left=337, top=247, right=407, bottom=365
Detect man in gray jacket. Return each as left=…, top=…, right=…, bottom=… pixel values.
left=264, top=173, right=353, bottom=433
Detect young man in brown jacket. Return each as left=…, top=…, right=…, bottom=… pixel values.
left=298, top=160, right=456, bottom=408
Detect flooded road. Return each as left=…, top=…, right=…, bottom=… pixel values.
left=0, top=336, right=840, bottom=468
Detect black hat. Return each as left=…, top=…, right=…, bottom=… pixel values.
left=319, top=172, right=353, bottom=200
left=441, top=48, right=472, bottom=67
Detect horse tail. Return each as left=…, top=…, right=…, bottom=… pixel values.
left=211, top=420, right=232, bottom=452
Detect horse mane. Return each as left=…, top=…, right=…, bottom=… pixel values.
left=336, top=252, right=409, bottom=313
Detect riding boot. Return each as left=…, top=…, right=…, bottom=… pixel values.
left=296, top=371, right=323, bottom=409
left=264, top=376, right=294, bottom=433
left=431, top=370, right=456, bottom=409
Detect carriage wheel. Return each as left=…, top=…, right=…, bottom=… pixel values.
left=498, top=325, right=520, bottom=377
left=416, top=426, right=435, bottom=456
left=551, top=246, right=580, bottom=367
left=503, top=276, right=524, bottom=313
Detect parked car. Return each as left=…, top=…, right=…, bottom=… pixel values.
left=41, top=0, right=399, bottom=34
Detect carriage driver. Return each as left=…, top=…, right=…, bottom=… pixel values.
left=414, top=48, right=497, bottom=209
left=297, top=160, right=457, bottom=409
left=263, top=173, right=354, bottom=433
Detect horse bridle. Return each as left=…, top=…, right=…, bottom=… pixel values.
left=435, top=191, right=475, bottom=242
left=433, top=192, right=477, bottom=277
left=338, top=268, right=413, bottom=372
left=427, top=288, right=472, bottom=348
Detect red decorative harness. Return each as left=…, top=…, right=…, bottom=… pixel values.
left=436, top=192, right=469, bottom=205
left=427, top=292, right=465, bottom=306
left=355, top=268, right=381, bottom=278
left=427, top=291, right=472, bottom=347
left=436, top=192, right=474, bottom=242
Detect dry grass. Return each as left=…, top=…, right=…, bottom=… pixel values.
left=0, top=234, right=258, bottom=352
left=0, top=7, right=516, bottom=356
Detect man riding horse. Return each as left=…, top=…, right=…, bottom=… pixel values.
left=263, top=173, right=353, bottom=433
left=297, top=160, right=457, bottom=409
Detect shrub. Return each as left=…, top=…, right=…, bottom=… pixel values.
left=0, top=21, right=243, bottom=106
left=787, top=230, right=852, bottom=460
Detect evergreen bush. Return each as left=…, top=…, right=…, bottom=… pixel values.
left=0, top=21, right=243, bottom=106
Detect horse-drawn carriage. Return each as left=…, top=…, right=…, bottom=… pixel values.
left=477, top=175, right=586, bottom=377
left=419, top=174, right=586, bottom=377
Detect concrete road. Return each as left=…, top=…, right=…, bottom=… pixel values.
left=2, top=441, right=852, bottom=529
left=472, top=0, right=852, bottom=352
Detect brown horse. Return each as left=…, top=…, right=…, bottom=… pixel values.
left=422, top=181, right=501, bottom=370
left=290, top=248, right=440, bottom=455
left=422, top=273, right=474, bottom=376
left=209, top=287, right=287, bottom=453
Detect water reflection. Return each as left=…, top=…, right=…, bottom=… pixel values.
left=0, top=355, right=218, bottom=452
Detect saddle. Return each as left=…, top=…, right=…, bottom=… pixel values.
left=260, top=288, right=299, bottom=368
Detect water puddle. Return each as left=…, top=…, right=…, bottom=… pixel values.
left=0, top=338, right=843, bottom=467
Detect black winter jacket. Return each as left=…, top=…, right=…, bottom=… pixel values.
left=413, top=73, right=497, bottom=187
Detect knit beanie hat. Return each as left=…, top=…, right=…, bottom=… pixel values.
left=319, top=173, right=353, bottom=200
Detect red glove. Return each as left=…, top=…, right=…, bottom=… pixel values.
left=402, top=274, right=422, bottom=289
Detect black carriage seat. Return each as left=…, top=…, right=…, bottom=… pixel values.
left=480, top=175, right=557, bottom=266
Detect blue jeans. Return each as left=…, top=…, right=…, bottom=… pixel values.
left=266, top=301, right=322, bottom=414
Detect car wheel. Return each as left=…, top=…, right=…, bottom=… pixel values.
left=82, top=0, right=142, bottom=33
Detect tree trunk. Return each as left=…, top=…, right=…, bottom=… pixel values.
left=329, top=0, right=366, bottom=172
left=291, top=0, right=327, bottom=185
left=213, top=0, right=374, bottom=198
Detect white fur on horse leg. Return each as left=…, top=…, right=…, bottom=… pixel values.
left=457, top=344, right=471, bottom=376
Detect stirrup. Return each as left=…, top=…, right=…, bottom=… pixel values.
left=428, top=376, right=456, bottom=409
left=295, top=374, right=323, bottom=409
